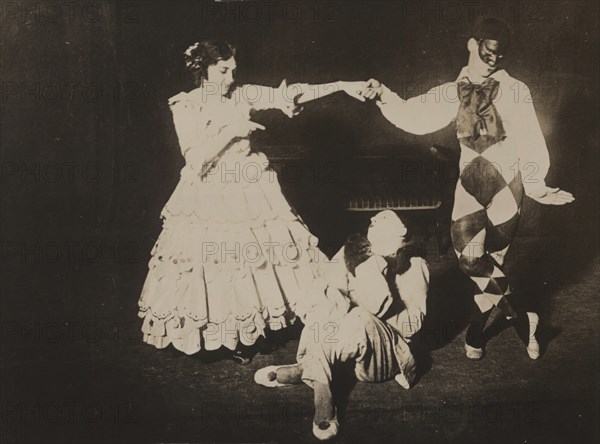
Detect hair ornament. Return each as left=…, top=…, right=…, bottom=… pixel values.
left=184, top=42, right=202, bottom=68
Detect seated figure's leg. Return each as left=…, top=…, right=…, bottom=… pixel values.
left=298, top=311, right=363, bottom=389
left=295, top=313, right=362, bottom=440
left=313, top=381, right=336, bottom=428
left=352, top=308, right=416, bottom=386
left=299, top=307, right=412, bottom=385
left=279, top=307, right=415, bottom=440
left=305, top=307, right=415, bottom=439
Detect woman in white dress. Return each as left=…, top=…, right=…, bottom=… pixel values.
left=138, top=40, right=366, bottom=363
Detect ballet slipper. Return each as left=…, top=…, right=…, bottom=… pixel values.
left=312, top=408, right=339, bottom=441
left=253, top=365, right=297, bottom=388
left=395, top=372, right=411, bottom=389
left=465, top=343, right=485, bottom=360
left=526, top=312, right=540, bottom=360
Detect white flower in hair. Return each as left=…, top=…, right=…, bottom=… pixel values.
left=184, top=42, right=202, bottom=68
left=184, top=42, right=200, bottom=57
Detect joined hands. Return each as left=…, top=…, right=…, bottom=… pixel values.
left=275, top=78, right=385, bottom=118
left=339, top=78, right=383, bottom=102
left=276, top=79, right=304, bottom=118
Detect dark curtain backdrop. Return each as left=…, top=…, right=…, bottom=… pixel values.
left=1, top=1, right=598, bottom=295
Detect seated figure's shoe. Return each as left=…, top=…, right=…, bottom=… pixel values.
left=395, top=372, right=411, bottom=389
left=465, top=343, right=485, bottom=360
left=526, top=312, right=540, bottom=360
left=312, top=410, right=339, bottom=441
left=253, top=365, right=296, bottom=388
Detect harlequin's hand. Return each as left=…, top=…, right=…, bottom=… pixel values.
left=527, top=186, right=575, bottom=205
left=363, top=78, right=383, bottom=100
left=281, top=102, right=304, bottom=118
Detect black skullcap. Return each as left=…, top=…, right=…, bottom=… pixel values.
left=471, top=17, right=511, bottom=49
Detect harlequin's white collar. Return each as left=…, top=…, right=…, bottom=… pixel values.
left=455, top=66, right=509, bottom=84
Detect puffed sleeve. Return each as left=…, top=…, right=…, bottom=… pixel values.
left=324, top=246, right=351, bottom=295
left=376, top=83, right=460, bottom=135
left=168, top=92, right=232, bottom=172
left=168, top=92, right=205, bottom=157
left=387, top=257, right=429, bottom=340
left=348, top=255, right=394, bottom=318
left=512, top=82, right=550, bottom=195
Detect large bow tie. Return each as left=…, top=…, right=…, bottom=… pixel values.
left=456, top=78, right=506, bottom=142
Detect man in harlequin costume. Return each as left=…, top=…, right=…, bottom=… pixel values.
left=361, top=18, right=574, bottom=360
left=254, top=211, right=430, bottom=440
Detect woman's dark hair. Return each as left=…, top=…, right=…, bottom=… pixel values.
left=184, top=40, right=236, bottom=86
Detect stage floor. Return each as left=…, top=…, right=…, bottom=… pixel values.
left=1, top=236, right=598, bottom=443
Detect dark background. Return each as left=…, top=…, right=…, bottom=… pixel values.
left=2, top=0, right=598, bottom=259
left=1, top=1, right=599, bottom=443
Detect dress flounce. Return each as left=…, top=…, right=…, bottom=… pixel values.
left=138, top=152, right=326, bottom=354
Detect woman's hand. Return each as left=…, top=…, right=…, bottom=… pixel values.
left=338, top=81, right=368, bottom=102
left=226, top=120, right=266, bottom=139
left=527, top=186, right=575, bottom=205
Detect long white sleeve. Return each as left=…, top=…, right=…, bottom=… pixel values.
left=169, top=93, right=205, bottom=156
left=168, top=93, right=234, bottom=172
left=349, top=255, right=393, bottom=318
left=235, top=84, right=278, bottom=111
left=376, top=83, right=460, bottom=135
left=512, top=83, right=550, bottom=195
left=236, top=83, right=311, bottom=112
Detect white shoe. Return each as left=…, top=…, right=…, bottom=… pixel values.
left=465, top=343, right=485, bottom=360
left=313, top=410, right=339, bottom=441
left=395, top=373, right=411, bottom=389
left=526, top=312, right=540, bottom=360
left=253, top=365, right=295, bottom=388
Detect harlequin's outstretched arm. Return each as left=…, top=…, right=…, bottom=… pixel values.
left=364, top=78, right=459, bottom=135
left=291, top=80, right=368, bottom=104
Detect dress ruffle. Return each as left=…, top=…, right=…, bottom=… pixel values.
left=138, top=152, right=327, bottom=354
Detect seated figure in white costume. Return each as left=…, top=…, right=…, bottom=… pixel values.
left=254, top=210, right=430, bottom=440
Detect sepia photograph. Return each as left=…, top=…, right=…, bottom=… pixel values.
left=1, top=0, right=599, bottom=442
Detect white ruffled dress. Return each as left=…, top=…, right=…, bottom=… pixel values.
left=138, top=86, right=326, bottom=354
